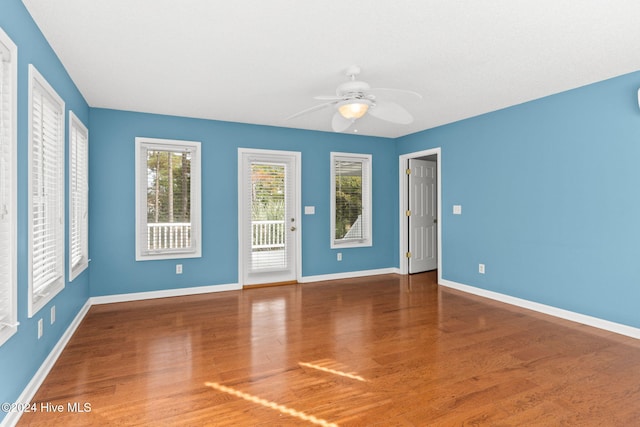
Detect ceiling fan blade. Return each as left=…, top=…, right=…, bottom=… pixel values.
left=314, top=95, right=345, bottom=101
left=331, top=111, right=354, bottom=132
left=368, top=87, right=423, bottom=100
left=286, top=101, right=336, bottom=120
left=368, top=101, right=414, bottom=124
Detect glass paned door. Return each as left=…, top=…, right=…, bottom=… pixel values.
left=239, top=149, right=299, bottom=286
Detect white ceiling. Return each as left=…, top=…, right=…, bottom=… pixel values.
left=22, top=0, right=640, bottom=138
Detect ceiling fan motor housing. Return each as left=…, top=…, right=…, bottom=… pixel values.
left=336, top=80, right=371, bottom=98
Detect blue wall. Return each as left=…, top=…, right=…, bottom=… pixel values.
left=88, top=109, right=398, bottom=296
left=5, top=0, right=640, bottom=423
left=398, top=70, right=640, bottom=328
left=0, top=0, right=91, bottom=416
left=1, top=2, right=398, bottom=414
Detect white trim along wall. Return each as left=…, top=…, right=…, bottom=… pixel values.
left=440, top=278, right=640, bottom=339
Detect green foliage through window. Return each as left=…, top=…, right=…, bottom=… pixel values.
left=331, top=153, right=371, bottom=247
left=146, top=150, right=191, bottom=223
left=251, top=163, right=285, bottom=221
left=335, top=171, right=363, bottom=239
left=334, top=160, right=363, bottom=239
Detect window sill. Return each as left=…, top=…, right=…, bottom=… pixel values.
left=136, top=250, right=202, bottom=262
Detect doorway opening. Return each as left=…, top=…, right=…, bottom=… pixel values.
left=398, top=148, right=442, bottom=281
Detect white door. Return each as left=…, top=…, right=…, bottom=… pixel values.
left=408, top=159, right=437, bottom=273
left=239, top=149, right=300, bottom=286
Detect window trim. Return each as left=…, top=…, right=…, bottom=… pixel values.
left=68, top=111, right=89, bottom=281
left=28, top=64, right=66, bottom=317
left=0, top=27, right=18, bottom=345
left=135, top=137, right=202, bottom=261
left=330, top=152, right=372, bottom=249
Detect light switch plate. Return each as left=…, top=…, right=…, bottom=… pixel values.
left=453, top=205, right=462, bottom=215
left=304, top=206, right=315, bottom=215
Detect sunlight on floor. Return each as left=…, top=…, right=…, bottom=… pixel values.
left=298, top=361, right=366, bottom=382
left=204, top=382, right=338, bottom=427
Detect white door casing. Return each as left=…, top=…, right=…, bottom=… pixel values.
left=238, top=149, right=301, bottom=286
left=408, top=159, right=438, bottom=273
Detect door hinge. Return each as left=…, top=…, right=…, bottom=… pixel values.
left=406, top=252, right=412, bottom=258
left=406, top=210, right=411, bottom=217
left=406, top=168, right=412, bottom=175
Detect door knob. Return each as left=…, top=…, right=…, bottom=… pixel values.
left=290, top=226, right=297, bottom=231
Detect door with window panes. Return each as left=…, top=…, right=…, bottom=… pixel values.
left=239, top=149, right=299, bottom=286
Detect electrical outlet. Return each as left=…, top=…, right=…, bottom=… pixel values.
left=337, top=253, right=342, bottom=261
left=37, top=319, right=43, bottom=339
left=479, top=263, right=485, bottom=274
left=50, top=306, right=56, bottom=325
left=176, top=264, right=183, bottom=274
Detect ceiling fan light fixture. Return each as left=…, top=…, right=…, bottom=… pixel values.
left=337, top=100, right=371, bottom=120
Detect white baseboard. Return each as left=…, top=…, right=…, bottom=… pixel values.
left=90, top=283, right=241, bottom=305
left=300, top=267, right=400, bottom=283
left=1, top=300, right=92, bottom=427
left=439, top=279, right=640, bottom=340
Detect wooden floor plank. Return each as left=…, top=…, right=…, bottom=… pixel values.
left=17, top=271, right=640, bottom=426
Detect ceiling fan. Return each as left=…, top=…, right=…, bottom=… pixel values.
left=287, top=65, right=422, bottom=132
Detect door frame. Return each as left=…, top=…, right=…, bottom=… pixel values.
left=237, top=148, right=302, bottom=287
left=398, top=148, right=442, bottom=281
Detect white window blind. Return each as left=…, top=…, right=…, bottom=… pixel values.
left=330, top=152, right=372, bottom=248
left=0, top=27, right=18, bottom=345
left=28, top=65, right=65, bottom=317
left=136, top=138, right=201, bottom=261
left=69, top=111, right=88, bottom=281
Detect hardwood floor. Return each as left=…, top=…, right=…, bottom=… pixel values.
left=17, top=271, right=640, bottom=426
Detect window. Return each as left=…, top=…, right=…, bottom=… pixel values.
left=0, top=27, right=18, bottom=345
left=69, top=111, right=89, bottom=281
left=136, top=137, right=201, bottom=261
left=28, top=64, right=65, bottom=317
left=330, top=152, right=372, bottom=248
